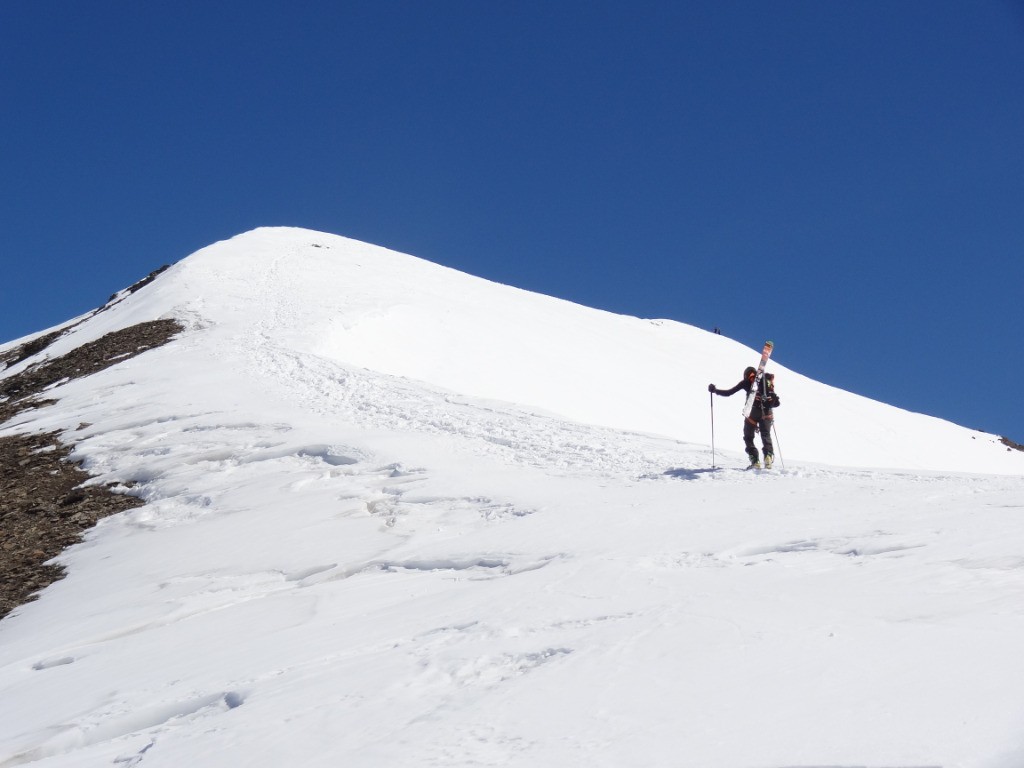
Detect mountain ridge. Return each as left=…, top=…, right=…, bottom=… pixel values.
left=3, top=228, right=1024, bottom=766
left=5, top=226, right=1016, bottom=475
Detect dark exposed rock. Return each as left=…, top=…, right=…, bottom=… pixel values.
left=0, top=431, right=144, bottom=619
left=105, top=265, right=171, bottom=304
left=1, top=313, right=184, bottom=621
left=0, top=330, right=65, bottom=369
left=0, top=319, right=182, bottom=423
left=1, top=265, right=172, bottom=375
left=1000, top=436, right=1024, bottom=452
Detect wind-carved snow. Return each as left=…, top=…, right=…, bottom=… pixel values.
left=1, top=227, right=1024, bottom=768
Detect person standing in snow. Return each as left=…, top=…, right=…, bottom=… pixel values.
left=708, top=369, right=780, bottom=468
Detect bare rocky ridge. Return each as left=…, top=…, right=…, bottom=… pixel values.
left=0, top=265, right=170, bottom=377
left=1002, top=436, right=1024, bottom=452
left=0, top=431, right=145, bottom=619
left=0, top=319, right=183, bottom=419
left=1, top=309, right=183, bottom=620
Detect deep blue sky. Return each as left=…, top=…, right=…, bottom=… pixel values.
left=3, top=1, right=1023, bottom=441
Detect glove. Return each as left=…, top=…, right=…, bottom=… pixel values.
left=708, top=384, right=716, bottom=393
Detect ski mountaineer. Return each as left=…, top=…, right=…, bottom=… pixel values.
left=708, top=369, right=781, bottom=468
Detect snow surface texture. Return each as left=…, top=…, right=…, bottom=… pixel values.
left=2, top=227, right=1024, bottom=767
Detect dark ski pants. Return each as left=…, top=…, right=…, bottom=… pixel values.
left=743, top=417, right=773, bottom=461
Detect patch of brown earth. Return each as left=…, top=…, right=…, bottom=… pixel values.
left=1, top=316, right=183, bottom=620
left=0, top=431, right=145, bottom=618
left=1000, top=436, right=1024, bottom=452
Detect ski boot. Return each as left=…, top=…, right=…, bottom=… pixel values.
left=747, top=454, right=761, bottom=470
left=764, top=454, right=774, bottom=469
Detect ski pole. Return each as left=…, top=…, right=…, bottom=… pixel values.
left=771, top=420, right=784, bottom=470
left=710, top=392, right=716, bottom=469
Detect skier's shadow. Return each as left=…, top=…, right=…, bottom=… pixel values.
left=663, top=467, right=722, bottom=480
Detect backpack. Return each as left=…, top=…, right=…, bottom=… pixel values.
left=762, top=373, right=781, bottom=409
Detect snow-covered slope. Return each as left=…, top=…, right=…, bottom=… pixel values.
left=9, top=227, right=1015, bottom=474
left=2, top=227, right=1024, bottom=767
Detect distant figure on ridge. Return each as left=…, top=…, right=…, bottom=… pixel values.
left=708, top=370, right=780, bottom=468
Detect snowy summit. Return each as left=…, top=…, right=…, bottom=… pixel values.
left=2, top=227, right=1024, bottom=767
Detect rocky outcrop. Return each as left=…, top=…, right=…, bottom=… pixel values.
left=0, top=431, right=144, bottom=618
left=0, top=319, right=182, bottom=419
left=1, top=316, right=183, bottom=620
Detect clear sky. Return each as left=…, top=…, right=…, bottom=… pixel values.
left=3, top=1, right=1023, bottom=443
